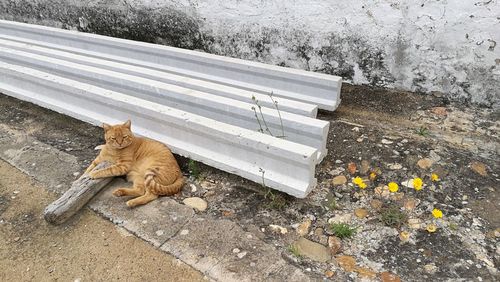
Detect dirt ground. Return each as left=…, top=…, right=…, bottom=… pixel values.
left=0, top=160, right=204, bottom=282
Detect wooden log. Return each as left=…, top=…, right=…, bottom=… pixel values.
left=44, top=162, right=113, bottom=225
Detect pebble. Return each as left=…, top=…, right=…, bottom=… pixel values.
left=360, top=160, right=370, bottom=174
left=417, top=158, right=434, bottom=169
left=237, top=251, right=247, bottom=259
left=232, top=248, right=240, bottom=253
left=328, top=236, right=342, bottom=255
left=329, top=167, right=345, bottom=176
left=190, top=184, right=197, bottom=193
left=296, top=219, right=311, bottom=236
left=388, top=163, right=403, bottom=170
left=408, top=218, right=422, bottom=229
left=293, top=238, right=331, bottom=262
left=403, top=198, right=419, bottom=210
left=183, top=197, right=208, bottom=211
left=471, top=161, right=488, bottom=176
left=13, top=237, right=20, bottom=242
left=332, top=175, right=347, bottom=186
left=336, top=255, right=356, bottom=272
left=370, top=199, right=383, bottom=210
left=269, top=224, right=288, bottom=234
left=381, top=139, right=393, bottom=144
left=13, top=190, right=20, bottom=194
left=328, top=213, right=352, bottom=224
left=72, top=172, right=80, bottom=177
left=380, top=272, right=401, bottom=282
left=402, top=179, right=414, bottom=188
left=324, top=270, right=335, bottom=278
left=424, top=263, right=438, bottom=274
left=180, top=229, right=189, bottom=235
left=354, top=208, right=368, bottom=218
left=354, top=267, right=377, bottom=279
left=155, top=230, right=164, bottom=236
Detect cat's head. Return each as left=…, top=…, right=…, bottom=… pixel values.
left=102, top=120, right=134, bottom=149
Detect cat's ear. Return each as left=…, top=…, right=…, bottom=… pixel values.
left=123, top=120, right=131, bottom=129
left=102, top=123, right=111, bottom=132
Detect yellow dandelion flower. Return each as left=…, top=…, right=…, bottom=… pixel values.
left=432, top=208, right=443, bottom=218
left=352, top=176, right=367, bottom=189
left=369, top=172, right=377, bottom=181
left=400, top=231, right=410, bottom=241
left=431, top=173, right=440, bottom=182
left=426, top=223, right=437, bottom=233
left=388, top=182, right=399, bottom=193
left=352, top=176, right=363, bottom=185
left=413, top=177, right=423, bottom=191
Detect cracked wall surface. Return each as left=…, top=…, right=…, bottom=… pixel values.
left=1, top=0, right=499, bottom=108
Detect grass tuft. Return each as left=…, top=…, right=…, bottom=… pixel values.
left=330, top=223, right=357, bottom=239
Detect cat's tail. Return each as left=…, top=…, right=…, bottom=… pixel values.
left=144, top=170, right=184, bottom=196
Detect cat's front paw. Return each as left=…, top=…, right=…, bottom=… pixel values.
left=88, top=171, right=100, bottom=179
left=112, top=188, right=126, bottom=197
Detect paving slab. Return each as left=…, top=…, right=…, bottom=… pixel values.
left=0, top=124, right=80, bottom=194
left=161, top=217, right=312, bottom=282
left=89, top=178, right=195, bottom=247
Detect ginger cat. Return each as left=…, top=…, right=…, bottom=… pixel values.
left=85, top=120, right=184, bottom=207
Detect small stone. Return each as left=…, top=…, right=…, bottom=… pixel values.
left=429, top=150, right=441, bottom=162
left=471, top=161, right=488, bottom=176
left=190, top=184, right=197, bottom=193
left=155, top=230, right=164, bottom=236
left=354, top=267, right=377, bottom=279
left=328, top=236, right=342, bottom=255
left=237, top=251, right=247, bottom=259
left=403, top=198, right=419, bottom=210
left=380, top=272, right=401, bottom=282
left=182, top=197, right=208, bottom=211
left=13, top=237, right=20, bottom=242
left=424, top=263, right=438, bottom=274
left=13, top=190, right=20, bottom=194
left=328, top=214, right=352, bottom=224
left=347, top=162, right=357, bottom=175
left=374, top=185, right=391, bottom=199
left=388, top=163, right=403, bottom=170
left=402, top=179, right=414, bottom=188
left=269, top=224, right=288, bottom=234
left=370, top=199, right=383, bottom=210
left=72, top=172, right=80, bottom=177
left=329, top=167, right=345, bottom=176
left=360, top=160, right=370, bottom=174
left=354, top=208, right=368, bottom=218
left=324, top=270, right=335, bottom=278
left=431, top=107, right=448, bottom=116
left=296, top=219, right=312, bottom=236
left=332, top=175, right=347, bottom=186
left=417, top=158, right=434, bottom=169
left=381, top=139, right=393, bottom=144
left=232, top=248, right=240, bottom=253
left=293, top=238, right=331, bottom=262
left=180, top=229, right=189, bottom=235
left=336, top=255, right=356, bottom=272
left=408, top=218, right=422, bottom=229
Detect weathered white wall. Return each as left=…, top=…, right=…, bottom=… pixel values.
left=1, top=0, right=499, bottom=107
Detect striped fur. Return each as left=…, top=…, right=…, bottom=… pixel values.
left=86, top=120, right=184, bottom=207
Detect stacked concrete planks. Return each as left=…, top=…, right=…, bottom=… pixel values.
left=0, top=20, right=342, bottom=198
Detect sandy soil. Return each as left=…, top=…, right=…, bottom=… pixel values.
left=0, top=160, right=204, bottom=282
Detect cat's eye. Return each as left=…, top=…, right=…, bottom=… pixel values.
left=124, top=135, right=129, bottom=138
left=110, top=137, right=116, bottom=140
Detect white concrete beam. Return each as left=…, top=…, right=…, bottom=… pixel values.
left=0, top=36, right=318, bottom=117
left=0, top=46, right=329, bottom=160
left=0, top=62, right=318, bottom=198
left=0, top=20, right=342, bottom=110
